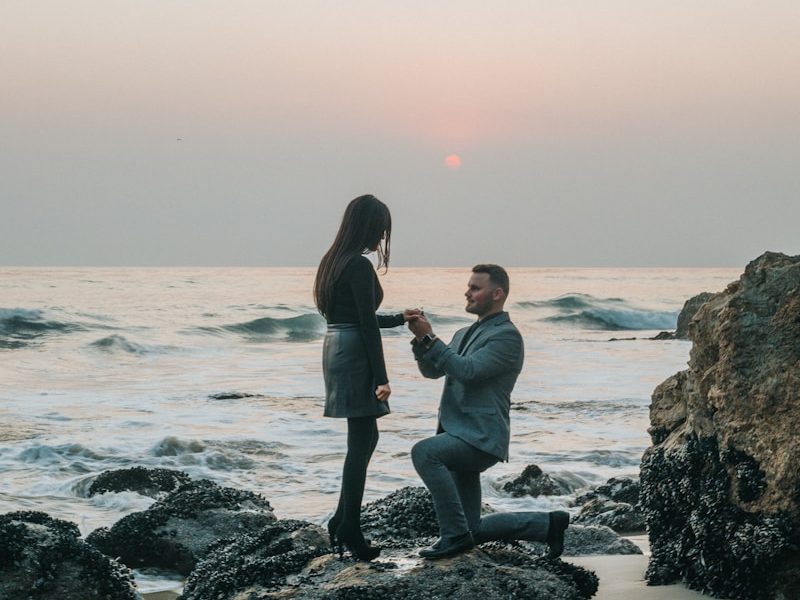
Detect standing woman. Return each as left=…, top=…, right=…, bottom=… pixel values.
left=314, top=195, right=417, bottom=561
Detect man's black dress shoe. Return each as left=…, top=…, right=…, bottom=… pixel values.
left=419, top=532, right=474, bottom=559
left=546, top=511, right=570, bottom=558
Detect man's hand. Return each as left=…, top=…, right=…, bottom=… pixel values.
left=402, top=308, right=423, bottom=322
left=408, top=314, right=433, bottom=340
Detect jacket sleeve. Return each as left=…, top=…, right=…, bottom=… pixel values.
left=411, top=338, right=446, bottom=379
left=377, top=313, right=405, bottom=328
left=420, top=330, right=522, bottom=383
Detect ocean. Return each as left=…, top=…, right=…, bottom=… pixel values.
left=1, top=266, right=738, bottom=591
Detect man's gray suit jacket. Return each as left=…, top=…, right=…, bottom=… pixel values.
left=413, top=311, right=524, bottom=461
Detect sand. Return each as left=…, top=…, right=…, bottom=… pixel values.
left=567, top=535, right=708, bottom=600
left=570, top=554, right=707, bottom=600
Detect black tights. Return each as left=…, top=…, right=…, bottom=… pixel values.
left=331, top=416, right=379, bottom=541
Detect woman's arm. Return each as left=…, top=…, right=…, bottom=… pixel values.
left=377, top=312, right=405, bottom=328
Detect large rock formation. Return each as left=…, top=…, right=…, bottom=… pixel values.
left=86, top=478, right=276, bottom=574
left=640, top=252, right=800, bottom=599
left=0, top=511, right=141, bottom=600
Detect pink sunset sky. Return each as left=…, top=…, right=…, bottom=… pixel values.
left=2, top=1, right=799, bottom=266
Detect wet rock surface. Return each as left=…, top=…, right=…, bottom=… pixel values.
left=501, top=464, right=573, bottom=497
left=183, top=543, right=598, bottom=600
left=573, top=477, right=645, bottom=533
left=641, top=252, right=800, bottom=599
left=86, top=478, right=275, bottom=575
left=88, top=467, right=191, bottom=499
left=575, top=476, right=640, bottom=506
left=0, top=511, right=140, bottom=600
left=573, top=499, right=645, bottom=533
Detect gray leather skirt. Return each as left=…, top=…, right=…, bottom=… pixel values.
left=322, top=323, right=390, bottom=418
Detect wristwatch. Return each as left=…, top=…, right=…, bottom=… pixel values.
left=421, top=333, right=437, bottom=349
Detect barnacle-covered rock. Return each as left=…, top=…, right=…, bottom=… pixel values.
left=183, top=540, right=599, bottom=600
left=0, top=511, right=140, bottom=600
left=88, top=467, right=191, bottom=499
left=179, top=519, right=329, bottom=600
left=360, top=486, right=440, bottom=545
left=86, top=478, right=275, bottom=574
left=641, top=252, right=800, bottom=599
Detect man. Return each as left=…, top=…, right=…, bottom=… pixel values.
left=408, top=264, right=569, bottom=559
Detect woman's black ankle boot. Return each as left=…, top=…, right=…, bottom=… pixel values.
left=327, top=515, right=341, bottom=551
left=336, top=526, right=380, bottom=561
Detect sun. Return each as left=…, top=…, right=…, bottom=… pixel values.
left=444, top=154, right=462, bottom=170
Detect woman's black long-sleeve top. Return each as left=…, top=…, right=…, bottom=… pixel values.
left=326, top=255, right=404, bottom=385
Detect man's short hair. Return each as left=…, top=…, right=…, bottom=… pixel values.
left=472, top=264, right=509, bottom=296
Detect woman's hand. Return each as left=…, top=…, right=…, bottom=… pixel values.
left=375, top=383, right=391, bottom=402
left=403, top=308, right=423, bottom=322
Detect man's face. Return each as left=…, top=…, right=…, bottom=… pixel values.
left=464, top=272, right=497, bottom=317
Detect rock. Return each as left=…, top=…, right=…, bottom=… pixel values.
left=183, top=541, right=598, bottom=600
left=0, top=511, right=141, bottom=600
left=640, top=252, right=800, bottom=599
left=501, top=464, right=573, bottom=497
left=574, top=476, right=640, bottom=505
left=208, top=392, right=261, bottom=400
left=651, top=330, right=675, bottom=340
left=88, top=467, right=191, bottom=499
left=651, top=290, right=715, bottom=340
left=360, top=486, right=440, bottom=545
left=179, top=519, right=330, bottom=600
left=674, top=291, right=714, bottom=339
left=573, top=498, right=646, bottom=533
left=86, top=478, right=275, bottom=575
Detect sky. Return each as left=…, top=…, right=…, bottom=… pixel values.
left=2, top=1, right=799, bottom=267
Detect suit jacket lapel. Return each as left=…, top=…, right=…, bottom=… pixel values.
left=460, top=312, right=509, bottom=355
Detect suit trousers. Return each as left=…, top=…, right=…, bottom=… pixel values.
left=412, top=432, right=550, bottom=543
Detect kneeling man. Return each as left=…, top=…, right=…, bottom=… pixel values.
left=409, top=264, right=569, bottom=559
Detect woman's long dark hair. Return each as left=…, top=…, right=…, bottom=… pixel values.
left=314, top=195, right=392, bottom=317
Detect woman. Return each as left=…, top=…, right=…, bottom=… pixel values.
left=314, top=194, right=417, bottom=561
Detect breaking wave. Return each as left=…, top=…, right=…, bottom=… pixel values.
left=0, top=307, right=85, bottom=348
left=517, top=293, right=626, bottom=310
left=516, top=294, right=677, bottom=331
left=196, top=313, right=325, bottom=341
left=89, top=335, right=151, bottom=355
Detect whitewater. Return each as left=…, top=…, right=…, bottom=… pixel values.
left=1, top=266, right=738, bottom=589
